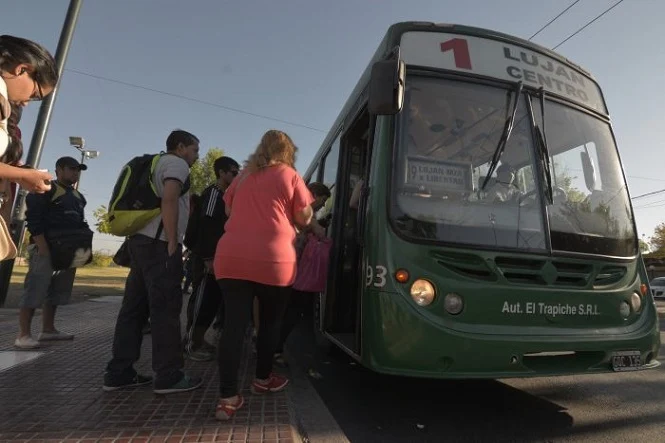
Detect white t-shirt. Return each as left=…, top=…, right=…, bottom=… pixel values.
left=137, top=154, right=191, bottom=243
left=0, top=78, right=10, bottom=158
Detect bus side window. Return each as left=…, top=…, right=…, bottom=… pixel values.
left=320, top=135, right=341, bottom=236
left=306, top=164, right=321, bottom=185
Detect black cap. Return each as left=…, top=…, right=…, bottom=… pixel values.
left=56, top=156, right=88, bottom=171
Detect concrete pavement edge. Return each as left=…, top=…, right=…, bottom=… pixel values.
left=284, top=348, right=350, bottom=443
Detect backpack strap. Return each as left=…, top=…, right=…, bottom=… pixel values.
left=47, top=181, right=63, bottom=202
left=49, top=182, right=85, bottom=204
left=154, top=220, right=163, bottom=242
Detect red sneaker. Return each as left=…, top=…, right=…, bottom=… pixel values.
left=251, top=373, right=289, bottom=394
left=215, top=395, right=244, bottom=421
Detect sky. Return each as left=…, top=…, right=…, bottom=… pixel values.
left=2, top=0, right=665, bottom=253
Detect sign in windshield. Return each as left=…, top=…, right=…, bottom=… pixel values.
left=400, top=31, right=606, bottom=113
left=405, top=157, right=472, bottom=193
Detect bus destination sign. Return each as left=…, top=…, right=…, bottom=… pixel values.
left=400, top=31, right=606, bottom=113
left=405, top=156, right=472, bottom=193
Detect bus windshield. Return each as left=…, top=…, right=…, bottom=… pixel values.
left=390, top=75, right=637, bottom=257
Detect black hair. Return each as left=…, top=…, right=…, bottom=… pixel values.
left=0, top=35, right=58, bottom=89
left=2, top=105, right=23, bottom=165
left=308, top=182, right=331, bottom=199
left=214, top=156, right=239, bottom=179
left=166, top=129, right=199, bottom=152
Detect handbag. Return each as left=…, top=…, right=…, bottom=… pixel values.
left=0, top=216, right=17, bottom=262
left=46, top=227, right=94, bottom=270
left=113, top=239, right=131, bottom=267
left=293, top=234, right=332, bottom=293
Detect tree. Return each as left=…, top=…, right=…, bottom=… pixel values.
left=93, top=205, right=112, bottom=234
left=650, top=222, right=665, bottom=254
left=553, top=162, right=586, bottom=203
left=639, top=239, right=650, bottom=254
left=189, top=148, right=225, bottom=195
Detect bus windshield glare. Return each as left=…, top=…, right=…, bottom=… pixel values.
left=390, top=75, right=637, bottom=257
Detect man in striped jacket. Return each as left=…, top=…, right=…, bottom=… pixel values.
left=184, top=156, right=239, bottom=361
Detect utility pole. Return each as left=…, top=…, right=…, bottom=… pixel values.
left=0, top=0, right=84, bottom=307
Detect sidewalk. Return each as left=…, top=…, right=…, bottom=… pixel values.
left=0, top=296, right=346, bottom=443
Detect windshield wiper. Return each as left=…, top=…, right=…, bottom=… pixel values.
left=481, top=81, right=523, bottom=191
left=535, top=87, right=553, bottom=203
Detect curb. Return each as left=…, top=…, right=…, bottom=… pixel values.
left=285, top=348, right=349, bottom=443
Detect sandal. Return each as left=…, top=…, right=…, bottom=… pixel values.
left=215, top=395, right=245, bottom=421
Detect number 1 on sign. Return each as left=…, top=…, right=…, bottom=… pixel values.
left=440, top=38, right=472, bottom=69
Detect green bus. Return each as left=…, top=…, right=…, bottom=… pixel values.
left=304, top=22, right=660, bottom=378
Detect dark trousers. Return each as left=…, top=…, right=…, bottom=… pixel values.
left=182, top=258, right=194, bottom=292
left=105, top=235, right=185, bottom=388
left=276, top=289, right=312, bottom=353
left=185, top=270, right=224, bottom=350
left=217, top=278, right=290, bottom=397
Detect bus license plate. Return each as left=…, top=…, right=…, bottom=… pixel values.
left=611, top=351, right=641, bottom=372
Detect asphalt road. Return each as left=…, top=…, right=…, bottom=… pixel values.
left=287, top=312, right=665, bottom=442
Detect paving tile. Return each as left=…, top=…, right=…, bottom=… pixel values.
left=0, top=301, right=297, bottom=443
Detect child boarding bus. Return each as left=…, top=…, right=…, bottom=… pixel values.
left=305, top=21, right=660, bottom=378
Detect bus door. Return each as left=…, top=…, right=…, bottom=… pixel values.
left=323, top=108, right=370, bottom=355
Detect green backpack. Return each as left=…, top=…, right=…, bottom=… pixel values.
left=107, top=153, right=189, bottom=237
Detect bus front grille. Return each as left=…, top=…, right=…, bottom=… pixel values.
left=431, top=251, right=626, bottom=289
left=430, top=251, right=497, bottom=281
left=494, top=257, right=593, bottom=287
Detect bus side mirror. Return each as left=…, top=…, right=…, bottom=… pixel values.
left=369, top=58, right=405, bottom=115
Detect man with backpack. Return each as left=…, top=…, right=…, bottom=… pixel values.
left=183, top=156, right=239, bottom=361
left=14, top=156, right=91, bottom=349
left=104, top=129, right=203, bottom=394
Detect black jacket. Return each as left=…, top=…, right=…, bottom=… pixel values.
left=26, top=180, right=88, bottom=239
left=192, top=184, right=228, bottom=260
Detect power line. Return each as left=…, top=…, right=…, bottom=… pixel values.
left=626, top=174, right=665, bottom=183
left=634, top=202, right=665, bottom=210
left=552, top=0, right=626, bottom=50
left=528, top=0, right=581, bottom=40
left=66, top=70, right=665, bottom=187
left=65, top=68, right=327, bottom=133
left=633, top=198, right=665, bottom=209
left=536, top=1, right=665, bottom=206
left=631, top=188, right=665, bottom=201
left=526, top=1, right=665, bottom=201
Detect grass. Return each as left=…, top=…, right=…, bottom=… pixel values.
left=8, top=264, right=129, bottom=303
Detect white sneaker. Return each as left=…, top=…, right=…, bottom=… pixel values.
left=14, top=335, right=40, bottom=349
left=38, top=330, right=74, bottom=341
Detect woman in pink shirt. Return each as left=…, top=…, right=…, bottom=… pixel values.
left=214, top=129, right=314, bottom=420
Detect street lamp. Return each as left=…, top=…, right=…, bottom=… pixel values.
left=69, top=136, right=100, bottom=189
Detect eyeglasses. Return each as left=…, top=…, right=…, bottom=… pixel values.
left=29, top=77, right=44, bottom=102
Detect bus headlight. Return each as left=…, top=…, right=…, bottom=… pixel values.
left=410, top=279, right=436, bottom=306
left=630, top=292, right=642, bottom=313
left=444, top=293, right=464, bottom=315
